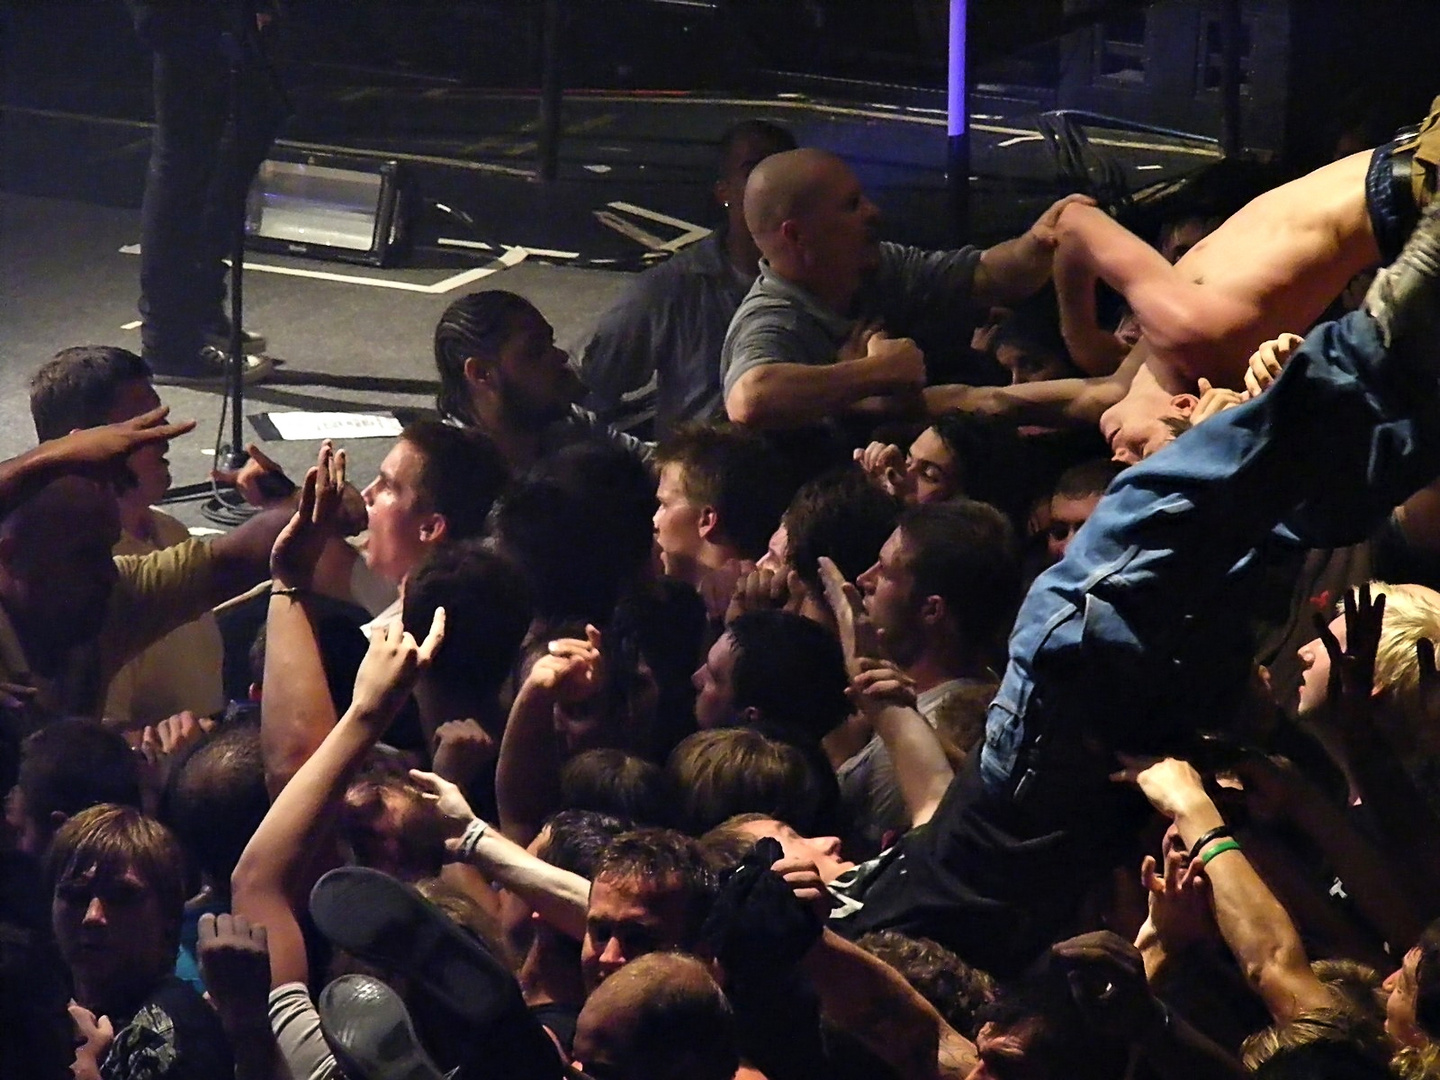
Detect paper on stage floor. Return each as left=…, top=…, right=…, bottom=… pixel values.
left=252, top=411, right=404, bottom=441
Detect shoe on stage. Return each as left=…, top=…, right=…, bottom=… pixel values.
left=149, top=345, right=274, bottom=388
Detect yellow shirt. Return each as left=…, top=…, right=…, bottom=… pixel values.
left=104, top=511, right=226, bottom=728
left=0, top=532, right=218, bottom=722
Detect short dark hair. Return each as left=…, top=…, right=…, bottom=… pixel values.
left=666, top=727, right=826, bottom=837
left=45, top=804, right=188, bottom=949
left=1053, top=458, right=1124, bottom=502
left=1161, top=413, right=1193, bottom=440
left=898, top=499, right=1019, bottom=657
left=716, top=120, right=797, bottom=177
left=30, top=346, right=151, bottom=441
left=991, top=296, right=1075, bottom=372
left=927, top=412, right=1033, bottom=524
left=159, top=718, right=268, bottom=889
left=656, top=423, right=789, bottom=560
left=18, top=719, right=141, bottom=827
left=698, top=812, right=773, bottom=873
left=593, top=828, right=717, bottom=949
left=560, top=749, right=669, bottom=827
left=727, top=611, right=850, bottom=741
left=784, top=467, right=900, bottom=593
left=725, top=610, right=846, bottom=743
left=398, top=419, right=510, bottom=541
left=489, top=442, right=657, bottom=624
left=433, top=289, right=538, bottom=425
left=539, top=809, right=633, bottom=878
left=401, top=539, right=533, bottom=704
left=856, top=931, right=996, bottom=1039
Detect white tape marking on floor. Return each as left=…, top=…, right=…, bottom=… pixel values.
left=604, top=202, right=711, bottom=254
left=119, top=244, right=527, bottom=294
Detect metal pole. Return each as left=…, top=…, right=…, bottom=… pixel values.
left=947, top=0, right=970, bottom=242
left=538, top=0, right=563, bottom=182
left=1218, top=0, right=1242, bottom=156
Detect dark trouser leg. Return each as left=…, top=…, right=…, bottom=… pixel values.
left=195, top=36, right=287, bottom=330
left=138, top=45, right=228, bottom=367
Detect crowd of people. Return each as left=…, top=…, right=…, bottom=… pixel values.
left=7, top=92, right=1440, bottom=1080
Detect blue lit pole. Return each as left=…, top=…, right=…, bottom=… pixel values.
left=947, top=0, right=970, bottom=243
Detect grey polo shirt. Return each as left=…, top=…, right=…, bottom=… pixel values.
left=720, top=240, right=986, bottom=406
left=580, top=230, right=755, bottom=435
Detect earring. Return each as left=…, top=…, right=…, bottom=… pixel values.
left=723, top=201, right=731, bottom=209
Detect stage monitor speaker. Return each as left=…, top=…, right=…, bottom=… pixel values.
left=245, top=151, right=404, bottom=267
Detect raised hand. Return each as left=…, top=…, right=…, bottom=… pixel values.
left=853, top=441, right=907, bottom=498
left=269, top=440, right=347, bottom=590
left=769, top=854, right=833, bottom=923
left=847, top=656, right=918, bottom=716
left=725, top=564, right=807, bottom=624
left=350, top=607, right=446, bottom=722
left=1140, top=845, right=1214, bottom=953
left=211, top=443, right=296, bottom=508
left=408, top=769, right=478, bottom=842
left=865, top=331, right=926, bottom=392
left=525, top=624, right=605, bottom=706
left=136, top=710, right=215, bottom=810
left=138, top=710, right=214, bottom=765
left=68, top=1001, right=113, bottom=1080
left=65, top=406, right=196, bottom=468
left=699, top=559, right=751, bottom=623
left=1190, top=377, right=1249, bottom=426
left=1316, top=584, right=1384, bottom=713
left=1112, top=754, right=1209, bottom=821
left=1028, top=193, right=1099, bottom=248
left=197, top=913, right=272, bottom=1028
left=431, top=718, right=497, bottom=787
left=818, top=556, right=878, bottom=673
left=838, top=319, right=882, bottom=363
left=1243, top=332, right=1303, bottom=398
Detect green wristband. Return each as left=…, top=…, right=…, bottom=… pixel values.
left=1199, top=839, right=1242, bottom=866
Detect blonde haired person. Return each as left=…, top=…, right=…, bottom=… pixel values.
left=1297, top=580, right=1440, bottom=753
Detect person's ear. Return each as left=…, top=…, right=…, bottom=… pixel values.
left=697, top=506, right=720, bottom=543
left=1171, top=393, right=1200, bottom=416
left=462, top=355, right=496, bottom=389
left=737, top=705, right=762, bottom=725
left=419, top=513, right=448, bottom=544
left=778, top=218, right=801, bottom=247
left=919, top=593, right=945, bottom=628
left=48, top=810, right=68, bottom=830
left=713, top=177, right=731, bottom=210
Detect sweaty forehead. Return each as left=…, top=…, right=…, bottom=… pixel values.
left=590, top=875, right=687, bottom=922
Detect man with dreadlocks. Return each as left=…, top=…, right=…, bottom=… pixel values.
left=432, top=289, right=653, bottom=473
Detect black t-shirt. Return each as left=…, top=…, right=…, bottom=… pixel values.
left=102, top=976, right=232, bottom=1080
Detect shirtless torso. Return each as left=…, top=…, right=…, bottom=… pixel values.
left=1142, top=149, right=1379, bottom=387
left=928, top=148, right=1389, bottom=463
